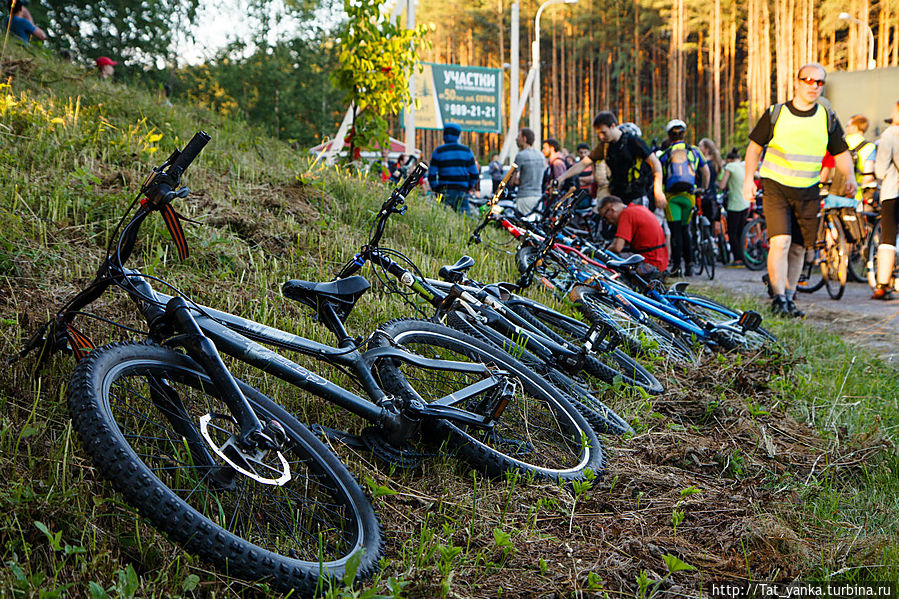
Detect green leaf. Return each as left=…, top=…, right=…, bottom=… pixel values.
left=662, top=553, right=696, bottom=573
left=182, top=574, right=200, bottom=592
left=88, top=581, right=109, bottom=599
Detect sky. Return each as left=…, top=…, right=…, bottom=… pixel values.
left=181, top=0, right=348, bottom=65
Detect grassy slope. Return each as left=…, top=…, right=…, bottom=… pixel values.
left=1, top=46, right=898, bottom=597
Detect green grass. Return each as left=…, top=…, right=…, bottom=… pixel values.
left=2, top=44, right=899, bottom=596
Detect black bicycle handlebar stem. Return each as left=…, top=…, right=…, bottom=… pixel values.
left=469, top=163, right=518, bottom=244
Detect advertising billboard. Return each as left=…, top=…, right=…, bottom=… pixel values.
left=412, top=62, right=503, bottom=133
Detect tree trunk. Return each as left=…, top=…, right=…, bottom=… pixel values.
left=634, top=0, right=642, bottom=127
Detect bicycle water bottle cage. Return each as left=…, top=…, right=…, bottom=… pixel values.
left=606, top=254, right=645, bottom=272
left=438, top=255, right=476, bottom=283
left=282, top=275, right=371, bottom=322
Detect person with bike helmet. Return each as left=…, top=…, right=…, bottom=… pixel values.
left=743, top=63, right=855, bottom=318
left=872, top=100, right=899, bottom=299
left=659, top=119, right=710, bottom=277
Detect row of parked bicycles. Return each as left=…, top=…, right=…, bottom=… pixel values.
left=14, top=133, right=775, bottom=594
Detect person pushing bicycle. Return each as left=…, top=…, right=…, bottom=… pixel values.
left=742, top=63, right=856, bottom=318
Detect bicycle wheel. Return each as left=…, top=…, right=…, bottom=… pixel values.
left=506, top=299, right=664, bottom=396
left=691, top=220, right=705, bottom=277
left=741, top=217, right=768, bottom=271
left=668, top=293, right=776, bottom=351
left=821, top=213, right=848, bottom=300
left=516, top=244, right=539, bottom=275
left=575, top=288, right=699, bottom=365
left=702, top=225, right=716, bottom=280
left=372, top=319, right=604, bottom=481
left=796, top=250, right=825, bottom=294
left=718, top=230, right=731, bottom=265
left=67, top=342, right=382, bottom=594
left=848, top=239, right=868, bottom=283
left=441, top=308, right=635, bottom=436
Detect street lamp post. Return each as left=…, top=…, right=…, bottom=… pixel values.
left=839, top=12, right=876, bottom=70
left=529, top=0, right=578, bottom=149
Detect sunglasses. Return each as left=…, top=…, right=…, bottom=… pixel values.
left=798, top=76, right=825, bottom=88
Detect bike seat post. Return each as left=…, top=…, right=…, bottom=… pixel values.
left=319, top=303, right=356, bottom=348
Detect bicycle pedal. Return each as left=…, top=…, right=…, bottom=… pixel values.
left=584, top=321, right=622, bottom=354
left=737, top=310, right=763, bottom=333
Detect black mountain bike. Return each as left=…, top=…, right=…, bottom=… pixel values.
left=338, top=167, right=654, bottom=436
left=15, top=134, right=603, bottom=594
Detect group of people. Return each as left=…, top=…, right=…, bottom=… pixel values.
left=5, top=0, right=119, bottom=78
left=426, top=63, right=899, bottom=316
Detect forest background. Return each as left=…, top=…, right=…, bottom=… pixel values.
left=22, top=0, right=899, bottom=160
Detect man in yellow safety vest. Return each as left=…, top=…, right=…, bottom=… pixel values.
left=742, top=63, right=857, bottom=318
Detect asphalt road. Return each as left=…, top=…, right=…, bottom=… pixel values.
left=682, top=263, right=899, bottom=364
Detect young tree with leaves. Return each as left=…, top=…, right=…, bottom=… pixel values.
left=331, top=0, right=431, bottom=161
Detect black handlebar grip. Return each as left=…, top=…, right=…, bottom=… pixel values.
left=399, top=161, right=428, bottom=197
left=169, top=131, right=211, bottom=180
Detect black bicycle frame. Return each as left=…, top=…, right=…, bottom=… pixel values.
left=119, top=268, right=508, bottom=445
left=346, top=248, right=613, bottom=373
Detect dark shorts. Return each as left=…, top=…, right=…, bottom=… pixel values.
left=761, top=178, right=819, bottom=247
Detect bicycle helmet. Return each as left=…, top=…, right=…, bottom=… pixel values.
left=665, top=119, right=687, bottom=133
left=618, top=122, right=642, bottom=138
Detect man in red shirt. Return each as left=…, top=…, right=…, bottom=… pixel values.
left=598, top=195, right=669, bottom=271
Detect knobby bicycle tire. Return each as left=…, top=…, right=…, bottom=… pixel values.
left=668, top=293, right=776, bottom=351
left=372, top=319, right=605, bottom=481
left=440, top=309, right=629, bottom=436
left=821, top=212, right=848, bottom=300
left=741, top=217, right=768, bottom=271
left=575, top=289, right=699, bottom=365
left=505, top=298, right=663, bottom=396
left=67, top=342, right=382, bottom=594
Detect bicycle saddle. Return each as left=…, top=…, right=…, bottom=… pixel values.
left=282, top=275, right=371, bottom=322
left=606, top=254, right=644, bottom=271
left=438, top=255, right=475, bottom=283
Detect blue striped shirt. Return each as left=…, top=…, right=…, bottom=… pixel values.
left=428, top=142, right=479, bottom=193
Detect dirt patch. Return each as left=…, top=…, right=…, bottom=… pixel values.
left=325, top=350, right=892, bottom=597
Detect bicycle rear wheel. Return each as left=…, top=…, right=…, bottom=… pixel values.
left=505, top=299, right=663, bottom=396
left=574, top=288, right=699, bottom=365
left=668, top=293, right=776, bottom=351
left=373, top=319, right=604, bottom=481
left=67, top=342, right=382, bottom=594
left=741, top=217, right=768, bottom=271
left=821, top=213, right=848, bottom=300
left=848, top=239, right=868, bottom=283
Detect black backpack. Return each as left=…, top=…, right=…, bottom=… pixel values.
left=616, top=133, right=654, bottom=205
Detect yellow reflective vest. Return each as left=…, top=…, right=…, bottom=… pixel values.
left=759, top=104, right=829, bottom=188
